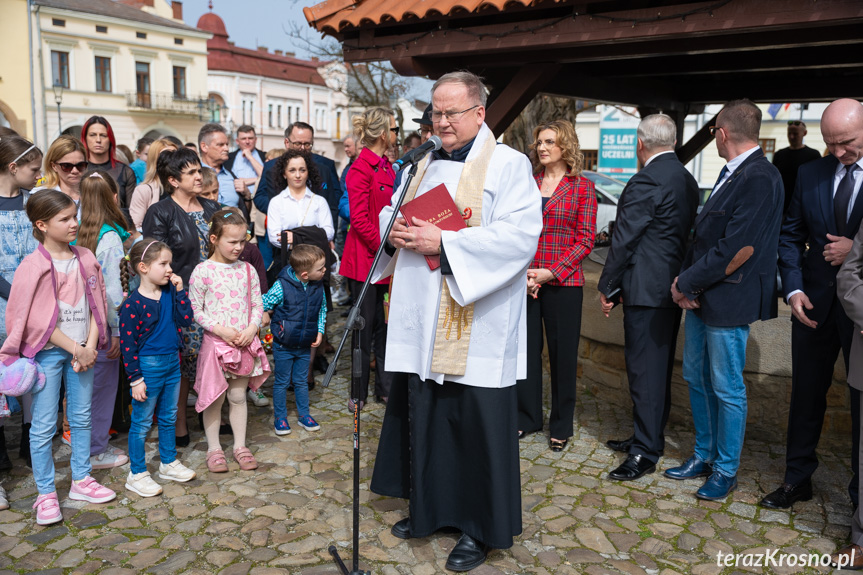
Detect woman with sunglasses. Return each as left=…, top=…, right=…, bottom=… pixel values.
left=36, top=136, right=88, bottom=207
left=340, top=107, right=398, bottom=409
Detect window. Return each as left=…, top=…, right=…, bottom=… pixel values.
left=277, top=104, right=282, bottom=128
left=95, top=25, right=107, bottom=33
left=583, top=150, right=598, bottom=171
left=268, top=104, right=273, bottom=128
left=172, top=66, right=186, bottom=99
left=51, top=51, right=69, bottom=89
left=241, top=100, right=247, bottom=124
left=136, top=32, right=147, bottom=39
left=759, top=138, right=776, bottom=162
left=95, top=56, right=111, bottom=92
left=336, top=111, right=341, bottom=139
left=174, top=38, right=183, bottom=45
left=135, top=62, right=150, bottom=107
left=52, top=18, right=65, bottom=27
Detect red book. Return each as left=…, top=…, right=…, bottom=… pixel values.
left=400, top=183, right=466, bottom=270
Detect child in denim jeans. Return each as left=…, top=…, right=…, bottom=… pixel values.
left=119, top=238, right=196, bottom=497
left=262, top=244, right=327, bottom=435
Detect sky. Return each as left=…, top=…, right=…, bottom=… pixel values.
left=183, top=0, right=322, bottom=59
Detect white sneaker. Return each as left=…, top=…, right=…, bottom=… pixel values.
left=0, top=486, right=8, bottom=511
left=125, top=471, right=162, bottom=497
left=186, top=394, right=198, bottom=407
left=158, top=460, right=196, bottom=482
left=91, top=449, right=129, bottom=470
left=247, top=388, right=269, bottom=407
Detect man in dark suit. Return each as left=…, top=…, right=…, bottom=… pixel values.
left=599, top=114, right=700, bottom=481
left=668, top=99, right=784, bottom=500
left=763, top=98, right=863, bottom=511
left=253, top=122, right=340, bottom=231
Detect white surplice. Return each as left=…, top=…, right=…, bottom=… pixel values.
left=372, top=124, right=542, bottom=389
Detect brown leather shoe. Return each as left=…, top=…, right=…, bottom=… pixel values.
left=831, top=544, right=863, bottom=570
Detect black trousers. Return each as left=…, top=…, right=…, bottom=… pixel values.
left=516, top=285, right=582, bottom=439
left=786, top=296, right=859, bottom=505
left=622, top=305, right=681, bottom=463
left=348, top=279, right=393, bottom=401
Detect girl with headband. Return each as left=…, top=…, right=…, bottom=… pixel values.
left=118, top=238, right=196, bottom=497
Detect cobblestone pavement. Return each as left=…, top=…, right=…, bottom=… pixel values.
left=0, top=312, right=856, bottom=574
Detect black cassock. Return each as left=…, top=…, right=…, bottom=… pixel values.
left=370, top=372, right=522, bottom=549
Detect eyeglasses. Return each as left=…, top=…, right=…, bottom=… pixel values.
left=289, top=141, right=313, bottom=150
left=55, top=161, right=88, bottom=173
left=431, top=105, right=480, bottom=123
left=420, top=126, right=433, bottom=135
left=390, top=126, right=400, bottom=135
left=788, top=121, right=803, bottom=126
left=708, top=125, right=725, bottom=137
left=535, top=139, right=557, bottom=149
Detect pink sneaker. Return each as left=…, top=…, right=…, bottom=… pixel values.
left=33, top=492, right=62, bottom=525
left=68, top=476, right=116, bottom=504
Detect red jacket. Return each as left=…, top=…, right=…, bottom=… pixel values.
left=340, top=147, right=394, bottom=284
left=531, top=171, right=597, bottom=287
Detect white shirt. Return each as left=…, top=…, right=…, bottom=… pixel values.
left=372, top=123, right=543, bottom=388
left=266, top=187, right=334, bottom=248
left=643, top=150, right=676, bottom=167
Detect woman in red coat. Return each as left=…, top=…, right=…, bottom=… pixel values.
left=517, top=119, right=597, bottom=452
left=340, top=107, right=399, bottom=409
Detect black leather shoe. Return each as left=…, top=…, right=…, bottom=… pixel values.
left=759, top=480, right=813, bottom=509
left=606, top=436, right=633, bottom=452
left=664, top=455, right=712, bottom=480
left=445, top=533, right=489, bottom=572
left=391, top=517, right=412, bottom=539
left=609, top=454, right=656, bottom=481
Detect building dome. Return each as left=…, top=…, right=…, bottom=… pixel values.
left=197, top=11, right=228, bottom=39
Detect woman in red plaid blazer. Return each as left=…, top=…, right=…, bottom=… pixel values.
left=517, top=119, right=597, bottom=452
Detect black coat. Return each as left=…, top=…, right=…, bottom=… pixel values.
left=599, top=153, right=699, bottom=308
left=141, top=196, right=221, bottom=285
left=677, top=148, right=784, bottom=327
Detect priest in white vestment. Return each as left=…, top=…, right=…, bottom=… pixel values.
left=369, top=71, right=542, bottom=572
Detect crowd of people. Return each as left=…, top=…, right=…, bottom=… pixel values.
left=0, top=72, right=861, bottom=572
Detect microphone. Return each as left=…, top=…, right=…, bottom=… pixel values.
left=392, top=136, right=442, bottom=173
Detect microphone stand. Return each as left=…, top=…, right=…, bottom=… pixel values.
left=325, top=158, right=423, bottom=575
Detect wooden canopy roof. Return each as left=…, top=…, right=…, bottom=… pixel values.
left=306, top=0, right=863, bottom=159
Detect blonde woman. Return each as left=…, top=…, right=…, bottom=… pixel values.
left=339, top=107, right=398, bottom=408
left=517, top=119, right=597, bottom=452
left=129, top=138, right=178, bottom=230
left=35, top=135, right=88, bottom=203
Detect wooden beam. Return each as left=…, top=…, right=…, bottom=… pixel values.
left=485, top=63, right=560, bottom=136
left=676, top=113, right=719, bottom=165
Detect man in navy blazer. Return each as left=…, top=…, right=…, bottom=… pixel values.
left=253, top=122, right=341, bottom=230
left=668, top=99, right=784, bottom=500
left=599, top=114, right=700, bottom=481
left=763, top=99, right=863, bottom=511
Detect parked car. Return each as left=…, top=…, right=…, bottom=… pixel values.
left=582, top=170, right=626, bottom=240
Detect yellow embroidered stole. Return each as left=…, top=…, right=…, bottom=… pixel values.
left=398, top=133, right=497, bottom=375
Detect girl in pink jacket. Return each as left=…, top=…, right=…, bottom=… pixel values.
left=0, top=190, right=113, bottom=525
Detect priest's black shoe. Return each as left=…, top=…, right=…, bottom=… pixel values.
left=759, top=480, right=813, bottom=509
left=608, top=454, right=656, bottom=481
left=606, top=436, right=633, bottom=453
left=391, top=518, right=412, bottom=540
left=446, top=534, right=489, bottom=572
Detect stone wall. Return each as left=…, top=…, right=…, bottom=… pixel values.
left=573, top=259, right=853, bottom=444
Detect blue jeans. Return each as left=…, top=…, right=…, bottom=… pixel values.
left=32, top=347, right=94, bottom=494
left=273, top=343, right=311, bottom=421
left=682, top=311, right=750, bottom=477
left=128, top=354, right=181, bottom=474
left=256, top=235, right=273, bottom=270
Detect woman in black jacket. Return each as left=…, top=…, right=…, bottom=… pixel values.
left=143, top=147, right=220, bottom=445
